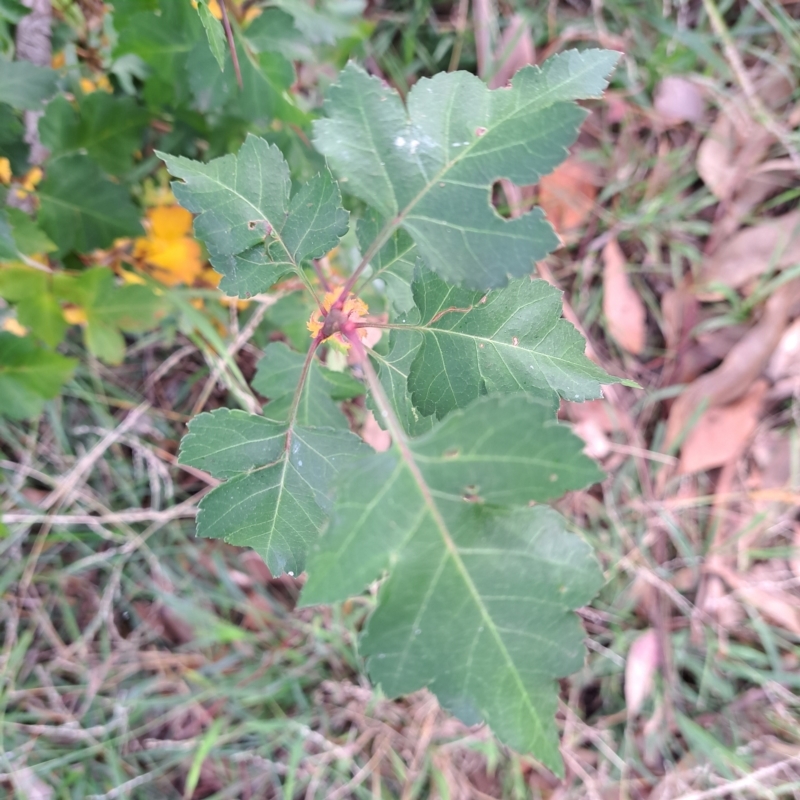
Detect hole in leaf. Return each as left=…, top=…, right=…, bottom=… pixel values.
left=491, top=180, right=536, bottom=220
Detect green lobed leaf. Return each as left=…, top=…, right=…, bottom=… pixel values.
left=315, top=50, right=620, bottom=289
left=243, top=8, right=310, bottom=61
left=37, top=155, right=144, bottom=255
left=113, top=1, right=201, bottom=106
left=196, top=0, right=227, bottom=72
left=253, top=342, right=363, bottom=428
left=53, top=267, right=163, bottom=364
left=0, top=267, right=66, bottom=347
left=0, top=332, right=76, bottom=420
left=160, top=135, right=348, bottom=297
left=179, top=408, right=370, bottom=575
left=270, top=0, right=366, bottom=45
left=183, top=22, right=300, bottom=122
left=186, top=39, right=235, bottom=113
left=3, top=208, right=57, bottom=256
left=39, top=92, right=149, bottom=176
left=302, top=394, right=603, bottom=772
left=0, top=61, right=58, bottom=110
left=234, top=41, right=300, bottom=126
left=0, top=211, right=17, bottom=260
left=0, top=103, right=28, bottom=175
left=404, top=267, right=622, bottom=419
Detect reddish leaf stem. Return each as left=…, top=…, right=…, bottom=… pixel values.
left=219, top=0, right=243, bottom=89
left=283, top=334, right=323, bottom=453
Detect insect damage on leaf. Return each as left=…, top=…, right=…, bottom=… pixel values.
left=158, top=135, right=349, bottom=298
left=315, top=49, right=621, bottom=290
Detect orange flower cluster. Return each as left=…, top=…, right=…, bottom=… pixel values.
left=307, top=290, right=368, bottom=351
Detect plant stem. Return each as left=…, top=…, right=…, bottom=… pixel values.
left=329, top=218, right=397, bottom=310
left=219, top=0, right=243, bottom=89
left=283, top=334, right=323, bottom=453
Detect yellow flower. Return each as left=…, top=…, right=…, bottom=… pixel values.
left=63, top=306, right=88, bottom=325
left=12, top=166, right=43, bottom=201
left=0, top=158, right=11, bottom=185
left=190, top=0, right=222, bottom=18
left=307, top=290, right=369, bottom=350
left=133, top=205, right=203, bottom=286
left=2, top=317, right=27, bottom=336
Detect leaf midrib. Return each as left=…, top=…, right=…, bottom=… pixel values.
left=404, top=322, right=592, bottom=374
left=387, top=427, right=548, bottom=748
left=368, top=56, right=604, bottom=263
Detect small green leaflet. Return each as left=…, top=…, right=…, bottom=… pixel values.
left=179, top=408, right=369, bottom=575
left=53, top=267, right=163, bottom=364
left=37, top=155, right=144, bottom=255
left=2, top=208, right=56, bottom=257
left=0, top=267, right=66, bottom=347
left=253, top=342, right=363, bottom=428
left=270, top=0, right=366, bottom=45
left=403, top=267, right=623, bottom=419
left=0, top=210, right=18, bottom=260
left=0, top=332, right=76, bottom=420
left=302, top=394, right=603, bottom=773
left=243, top=8, right=310, bottom=61
left=196, top=0, right=226, bottom=72
left=315, top=50, right=620, bottom=289
left=0, top=61, right=58, bottom=110
left=160, top=135, right=349, bottom=297
left=113, top=1, right=201, bottom=105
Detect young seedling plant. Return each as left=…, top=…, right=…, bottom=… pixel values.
left=161, top=49, right=632, bottom=774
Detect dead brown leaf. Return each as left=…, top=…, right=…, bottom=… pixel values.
left=767, top=316, right=800, bottom=382
left=700, top=211, right=800, bottom=298
left=602, top=238, right=646, bottom=355
left=696, top=68, right=793, bottom=204
left=361, top=410, right=391, bottom=452
left=625, top=629, right=660, bottom=716
left=678, top=380, right=767, bottom=473
left=9, top=768, right=53, bottom=800
left=712, top=563, right=800, bottom=636
left=751, top=429, right=792, bottom=490
left=707, top=163, right=798, bottom=251
left=539, top=157, right=598, bottom=241
left=574, top=417, right=611, bottom=459
left=702, top=575, right=745, bottom=630
left=654, top=76, right=704, bottom=126
left=665, top=278, right=800, bottom=451
left=696, top=104, right=759, bottom=202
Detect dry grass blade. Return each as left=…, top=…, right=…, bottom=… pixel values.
left=603, top=238, right=647, bottom=355
left=701, top=211, right=800, bottom=297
